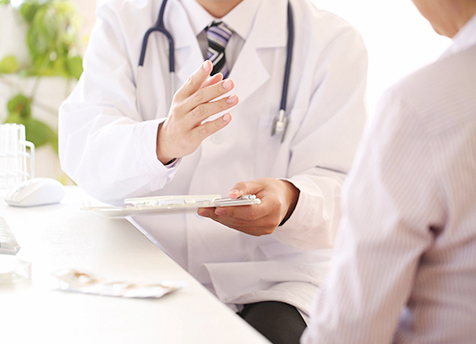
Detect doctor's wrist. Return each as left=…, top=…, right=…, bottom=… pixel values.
left=280, top=180, right=300, bottom=226
left=156, top=149, right=176, bottom=166
left=156, top=147, right=175, bottom=165
left=156, top=123, right=175, bottom=164
left=164, top=158, right=177, bottom=166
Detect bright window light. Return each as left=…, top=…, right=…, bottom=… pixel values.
left=312, top=0, right=451, bottom=115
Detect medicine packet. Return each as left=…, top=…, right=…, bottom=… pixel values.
left=51, top=269, right=184, bottom=298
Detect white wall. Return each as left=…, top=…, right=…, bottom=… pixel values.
left=312, top=0, right=451, bottom=114
left=73, top=0, right=97, bottom=51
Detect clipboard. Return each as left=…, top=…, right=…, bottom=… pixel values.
left=82, top=194, right=261, bottom=218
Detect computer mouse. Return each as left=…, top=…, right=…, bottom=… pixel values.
left=4, top=178, right=65, bottom=207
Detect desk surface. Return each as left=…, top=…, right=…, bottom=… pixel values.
left=0, top=186, right=270, bottom=344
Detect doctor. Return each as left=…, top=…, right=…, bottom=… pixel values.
left=59, top=0, right=367, bottom=342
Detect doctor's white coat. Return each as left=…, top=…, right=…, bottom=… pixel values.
left=59, top=0, right=368, bottom=318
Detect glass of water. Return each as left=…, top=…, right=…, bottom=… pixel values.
left=0, top=123, right=35, bottom=189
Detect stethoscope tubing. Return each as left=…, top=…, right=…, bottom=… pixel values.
left=137, top=0, right=174, bottom=115
left=280, top=1, right=294, bottom=113
left=139, top=0, right=174, bottom=71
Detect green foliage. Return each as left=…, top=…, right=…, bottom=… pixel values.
left=0, top=55, right=20, bottom=74
left=18, top=0, right=84, bottom=79
left=18, top=0, right=43, bottom=23
left=24, top=119, right=58, bottom=151
left=4, top=93, right=57, bottom=151
left=0, top=0, right=83, bottom=150
left=65, top=54, right=83, bottom=79
left=24, top=0, right=83, bottom=78
left=7, top=93, right=31, bottom=119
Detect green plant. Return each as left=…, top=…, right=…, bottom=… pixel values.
left=0, top=0, right=83, bottom=152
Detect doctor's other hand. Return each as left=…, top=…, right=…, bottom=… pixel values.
left=197, top=178, right=300, bottom=236
left=156, top=60, right=238, bottom=164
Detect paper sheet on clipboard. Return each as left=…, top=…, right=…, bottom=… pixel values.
left=82, top=194, right=261, bottom=218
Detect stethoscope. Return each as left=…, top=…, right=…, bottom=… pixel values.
left=137, top=0, right=294, bottom=142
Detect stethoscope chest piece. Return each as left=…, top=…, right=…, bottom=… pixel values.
left=271, top=109, right=288, bottom=143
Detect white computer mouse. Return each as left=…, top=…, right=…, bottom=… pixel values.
left=4, top=177, right=65, bottom=207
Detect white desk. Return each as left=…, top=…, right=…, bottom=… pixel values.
left=0, top=186, right=270, bottom=344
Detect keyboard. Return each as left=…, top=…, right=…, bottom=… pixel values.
left=0, top=217, right=20, bottom=255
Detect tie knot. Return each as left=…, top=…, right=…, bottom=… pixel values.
left=206, top=21, right=233, bottom=45
left=206, top=22, right=233, bottom=78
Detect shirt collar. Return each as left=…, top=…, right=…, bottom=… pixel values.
left=441, top=13, right=476, bottom=58
left=179, top=0, right=262, bottom=40
left=221, top=0, right=262, bottom=40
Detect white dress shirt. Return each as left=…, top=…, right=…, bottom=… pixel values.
left=180, top=0, right=261, bottom=69
left=302, top=14, right=476, bottom=344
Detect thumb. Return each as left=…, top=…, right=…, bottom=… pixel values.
left=228, top=181, right=253, bottom=199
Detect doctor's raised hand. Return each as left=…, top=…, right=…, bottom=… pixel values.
left=198, top=178, right=300, bottom=236
left=155, top=60, right=238, bottom=164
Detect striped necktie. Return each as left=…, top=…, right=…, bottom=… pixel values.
left=206, top=22, right=233, bottom=78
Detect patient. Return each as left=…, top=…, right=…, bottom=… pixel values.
left=301, top=0, right=476, bottom=343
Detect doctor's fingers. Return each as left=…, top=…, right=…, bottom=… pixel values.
left=201, top=73, right=223, bottom=88
left=214, top=195, right=287, bottom=224
left=213, top=203, right=270, bottom=222
left=228, top=180, right=264, bottom=199
left=180, top=78, right=235, bottom=114
left=185, top=95, right=238, bottom=128
left=191, top=112, right=232, bottom=141
left=204, top=212, right=278, bottom=236
left=174, top=61, right=213, bottom=102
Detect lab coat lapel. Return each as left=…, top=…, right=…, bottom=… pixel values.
left=175, top=45, right=203, bottom=88
left=228, top=40, right=269, bottom=106
left=228, top=0, right=287, bottom=105
left=165, top=1, right=204, bottom=90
